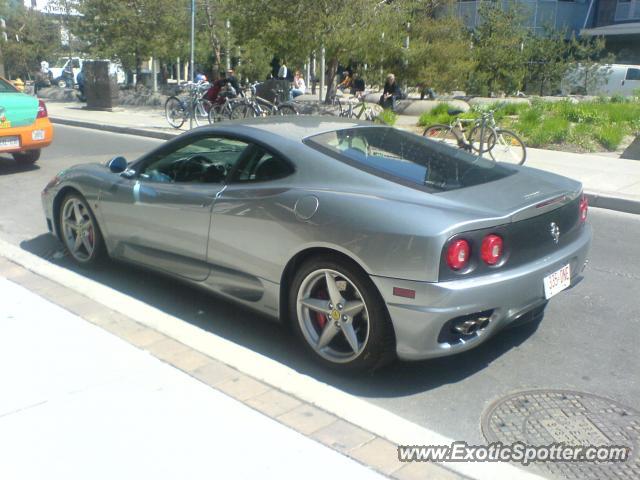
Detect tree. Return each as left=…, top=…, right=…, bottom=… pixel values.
left=0, top=0, right=62, bottom=79
left=74, top=0, right=188, bottom=72
left=232, top=0, right=407, bottom=102
left=405, top=14, right=475, bottom=93
left=524, top=26, right=572, bottom=96
left=470, top=2, right=527, bottom=95
left=568, top=34, right=614, bottom=94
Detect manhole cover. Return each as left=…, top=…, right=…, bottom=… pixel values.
left=481, top=390, right=640, bottom=480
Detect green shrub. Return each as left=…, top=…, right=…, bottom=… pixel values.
left=595, top=125, right=625, bottom=151
left=418, top=102, right=455, bottom=126
left=376, top=109, right=397, bottom=126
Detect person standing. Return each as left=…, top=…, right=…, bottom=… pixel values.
left=278, top=60, right=288, bottom=80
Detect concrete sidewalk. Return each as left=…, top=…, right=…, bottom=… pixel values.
left=46, top=102, right=640, bottom=214
left=0, top=274, right=386, bottom=480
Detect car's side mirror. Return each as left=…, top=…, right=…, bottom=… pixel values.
left=107, top=156, right=127, bottom=173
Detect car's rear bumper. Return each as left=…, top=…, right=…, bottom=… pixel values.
left=371, top=223, right=592, bottom=361
left=0, top=117, right=54, bottom=153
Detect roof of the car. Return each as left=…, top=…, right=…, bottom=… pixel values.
left=208, top=115, right=379, bottom=142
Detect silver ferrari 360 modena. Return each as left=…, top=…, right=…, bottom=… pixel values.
left=41, top=117, right=591, bottom=371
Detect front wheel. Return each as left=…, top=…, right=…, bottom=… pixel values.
left=423, top=124, right=461, bottom=149
left=488, top=129, right=527, bottom=165
left=277, top=104, right=298, bottom=116
left=12, top=149, right=41, bottom=164
left=59, top=193, right=105, bottom=266
left=194, top=99, right=213, bottom=126
left=290, top=255, right=395, bottom=372
left=165, top=96, right=186, bottom=129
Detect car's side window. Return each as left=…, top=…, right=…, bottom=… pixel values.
left=139, top=136, right=250, bottom=184
left=625, top=68, right=640, bottom=81
left=233, top=146, right=294, bottom=183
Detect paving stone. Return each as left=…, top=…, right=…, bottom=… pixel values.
left=312, top=419, right=376, bottom=453
left=246, top=388, right=302, bottom=417
left=191, top=360, right=240, bottom=386
left=121, top=327, right=168, bottom=348
left=216, top=375, right=271, bottom=401
left=277, top=404, right=337, bottom=436
left=146, top=337, right=190, bottom=362
left=393, top=462, right=462, bottom=480
left=349, top=437, right=403, bottom=475
left=164, top=348, right=212, bottom=373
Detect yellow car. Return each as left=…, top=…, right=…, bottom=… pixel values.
left=0, top=76, right=54, bottom=164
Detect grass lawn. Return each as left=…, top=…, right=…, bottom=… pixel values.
left=418, top=98, right=640, bottom=153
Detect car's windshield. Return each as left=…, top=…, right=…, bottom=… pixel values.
left=0, top=78, right=18, bottom=93
left=52, top=58, right=69, bottom=68
left=304, top=127, right=515, bottom=192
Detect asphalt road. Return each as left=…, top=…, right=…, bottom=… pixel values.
left=2, top=125, right=639, bottom=446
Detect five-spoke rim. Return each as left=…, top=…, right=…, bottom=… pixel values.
left=61, top=198, right=95, bottom=262
left=296, top=268, right=370, bottom=363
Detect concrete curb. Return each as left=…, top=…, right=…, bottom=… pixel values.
left=0, top=237, right=544, bottom=480
left=50, top=116, right=640, bottom=216
left=584, top=192, right=640, bottom=215
left=51, top=117, right=178, bottom=140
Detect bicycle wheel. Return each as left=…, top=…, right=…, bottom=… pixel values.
left=208, top=104, right=226, bottom=123
left=231, top=102, right=256, bottom=119
left=194, top=99, right=213, bottom=126
left=488, top=129, right=527, bottom=165
left=423, top=124, right=461, bottom=149
left=467, top=125, right=497, bottom=154
left=277, top=104, right=298, bottom=116
left=165, top=96, right=186, bottom=129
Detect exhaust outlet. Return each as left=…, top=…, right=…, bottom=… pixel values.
left=452, top=315, right=491, bottom=335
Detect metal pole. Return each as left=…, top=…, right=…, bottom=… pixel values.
left=189, top=0, right=195, bottom=129
left=319, top=46, right=325, bottom=103
left=226, top=19, right=231, bottom=70
left=190, top=0, right=195, bottom=82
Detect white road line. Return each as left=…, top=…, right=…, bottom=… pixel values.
left=0, top=237, right=546, bottom=480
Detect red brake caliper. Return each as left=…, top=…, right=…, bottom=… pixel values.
left=315, top=289, right=328, bottom=329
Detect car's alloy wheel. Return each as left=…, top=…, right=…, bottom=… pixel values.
left=291, top=256, right=395, bottom=371
left=59, top=194, right=104, bottom=265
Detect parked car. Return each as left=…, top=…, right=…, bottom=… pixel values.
left=49, top=57, right=126, bottom=87
left=41, top=118, right=591, bottom=371
left=562, top=63, right=640, bottom=96
left=0, top=76, right=53, bottom=164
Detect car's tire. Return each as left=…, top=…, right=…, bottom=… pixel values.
left=12, top=149, right=41, bottom=164
left=58, top=193, right=106, bottom=266
left=289, top=255, right=396, bottom=372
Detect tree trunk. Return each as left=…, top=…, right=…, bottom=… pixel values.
left=324, top=57, right=339, bottom=104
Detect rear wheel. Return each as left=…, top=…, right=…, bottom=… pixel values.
left=423, top=124, right=461, bottom=149
left=12, top=149, right=41, bottom=164
left=488, top=129, right=527, bottom=165
left=59, top=193, right=105, bottom=266
left=467, top=125, right=497, bottom=153
left=277, top=104, right=298, bottom=116
left=208, top=104, right=229, bottom=123
left=290, top=255, right=395, bottom=372
left=230, top=102, right=255, bottom=120
left=165, top=96, right=186, bottom=129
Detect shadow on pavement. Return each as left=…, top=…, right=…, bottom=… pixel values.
left=0, top=155, right=40, bottom=175
left=20, top=233, right=540, bottom=398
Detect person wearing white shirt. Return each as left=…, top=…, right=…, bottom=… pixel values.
left=291, top=70, right=306, bottom=99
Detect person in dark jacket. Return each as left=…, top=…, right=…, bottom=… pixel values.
left=379, top=73, right=401, bottom=111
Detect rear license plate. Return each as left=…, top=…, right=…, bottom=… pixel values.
left=544, top=264, right=571, bottom=299
left=0, top=136, right=20, bottom=150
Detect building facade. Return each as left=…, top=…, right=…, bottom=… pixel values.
left=582, top=0, right=640, bottom=62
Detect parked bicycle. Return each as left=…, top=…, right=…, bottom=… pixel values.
left=229, top=85, right=298, bottom=119
left=423, top=109, right=526, bottom=165
left=165, top=81, right=212, bottom=129
left=330, top=93, right=377, bottom=121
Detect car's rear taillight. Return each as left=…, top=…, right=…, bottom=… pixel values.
left=37, top=100, right=48, bottom=119
left=480, top=234, right=503, bottom=265
left=579, top=194, right=588, bottom=223
left=446, top=239, right=470, bottom=271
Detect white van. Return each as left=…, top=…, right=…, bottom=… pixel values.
left=49, top=57, right=126, bottom=86
left=562, top=64, right=640, bottom=96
